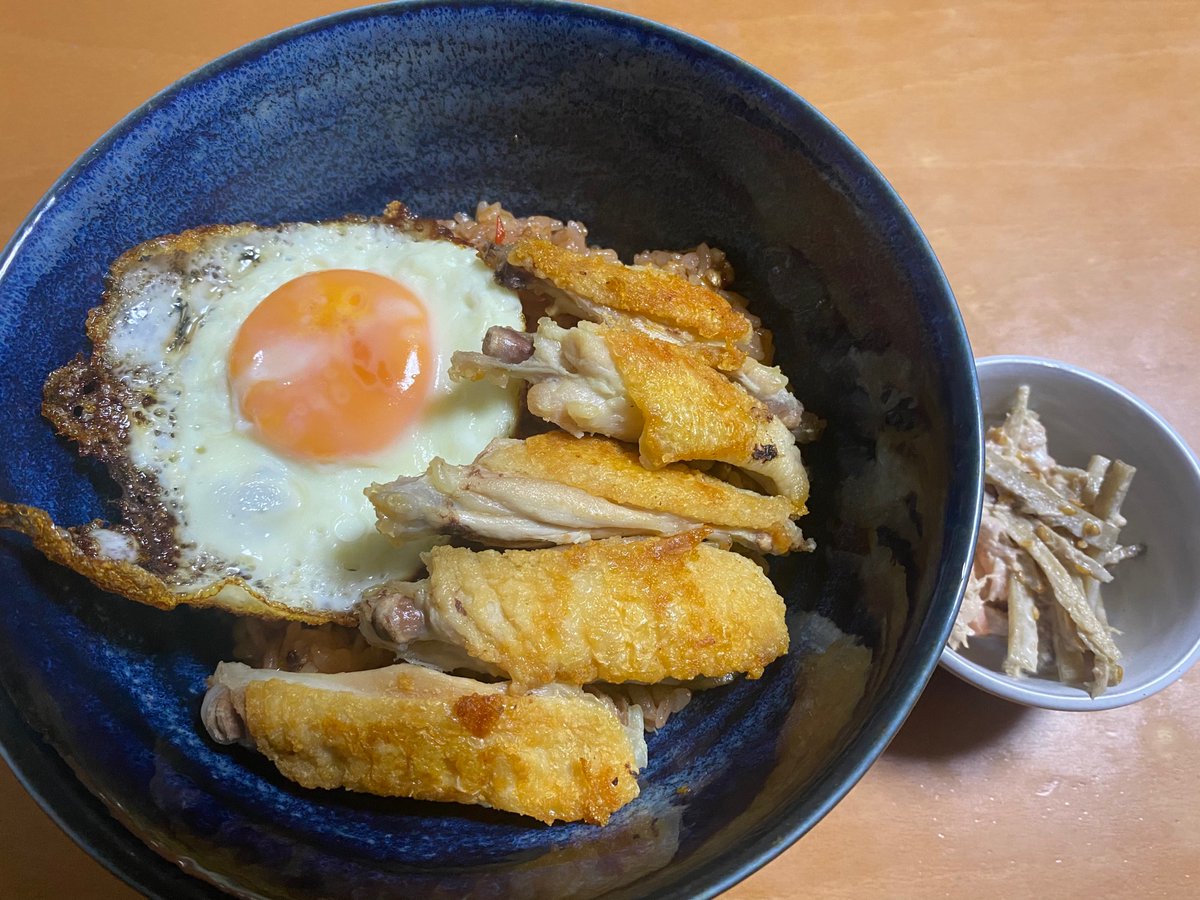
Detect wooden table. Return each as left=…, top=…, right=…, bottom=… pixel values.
left=1, top=1, right=1196, bottom=896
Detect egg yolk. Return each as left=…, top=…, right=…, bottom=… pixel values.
left=229, top=269, right=432, bottom=461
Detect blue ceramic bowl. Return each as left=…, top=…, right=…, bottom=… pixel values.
left=0, top=2, right=981, bottom=896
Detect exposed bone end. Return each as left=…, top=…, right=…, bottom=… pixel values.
left=366, top=472, right=457, bottom=544
left=358, top=582, right=429, bottom=651
left=201, top=681, right=251, bottom=747
left=481, top=325, right=535, bottom=363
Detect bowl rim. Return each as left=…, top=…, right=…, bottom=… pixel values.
left=0, top=2, right=981, bottom=897
left=939, top=354, right=1200, bottom=711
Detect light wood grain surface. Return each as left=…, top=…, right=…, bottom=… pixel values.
left=1, top=1, right=1197, bottom=897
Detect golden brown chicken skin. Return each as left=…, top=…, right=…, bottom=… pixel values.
left=202, top=662, right=644, bottom=825
left=358, top=531, right=789, bottom=686
left=479, top=432, right=806, bottom=553
left=600, top=327, right=809, bottom=509
left=366, top=448, right=810, bottom=557
left=450, top=320, right=809, bottom=508
left=503, top=237, right=755, bottom=367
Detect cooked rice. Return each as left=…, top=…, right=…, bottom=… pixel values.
left=441, top=201, right=734, bottom=288
left=632, top=244, right=734, bottom=290
left=441, top=201, right=618, bottom=260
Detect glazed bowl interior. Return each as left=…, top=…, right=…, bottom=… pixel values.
left=0, top=3, right=980, bottom=897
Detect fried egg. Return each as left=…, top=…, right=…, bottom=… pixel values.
left=9, top=216, right=523, bottom=621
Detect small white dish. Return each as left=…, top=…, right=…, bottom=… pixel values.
left=940, top=355, right=1200, bottom=710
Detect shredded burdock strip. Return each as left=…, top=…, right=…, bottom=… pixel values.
left=1004, top=577, right=1040, bottom=678
left=1051, top=598, right=1090, bottom=685
left=951, top=385, right=1140, bottom=696
left=993, top=504, right=1121, bottom=664
left=984, top=448, right=1119, bottom=550
left=1034, top=523, right=1112, bottom=584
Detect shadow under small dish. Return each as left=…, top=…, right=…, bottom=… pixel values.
left=941, top=356, right=1200, bottom=711
left=0, top=2, right=980, bottom=897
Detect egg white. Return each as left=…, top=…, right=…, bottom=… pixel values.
left=103, top=221, right=522, bottom=615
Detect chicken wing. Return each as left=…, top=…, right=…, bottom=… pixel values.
left=367, top=432, right=809, bottom=554
left=497, top=237, right=756, bottom=367
left=202, top=661, right=644, bottom=825
left=451, top=320, right=809, bottom=507
left=477, top=321, right=811, bottom=434
left=491, top=238, right=818, bottom=433
left=357, top=531, right=789, bottom=685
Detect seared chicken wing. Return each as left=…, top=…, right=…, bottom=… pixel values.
left=491, top=238, right=814, bottom=431
left=496, top=237, right=757, bottom=367
left=358, top=532, right=789, bottom=685
left=202, top=661, right=644, bottom=825
left=452, top=320, right=809, bottom=507
left=367, top=432, right=809, bottom=554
